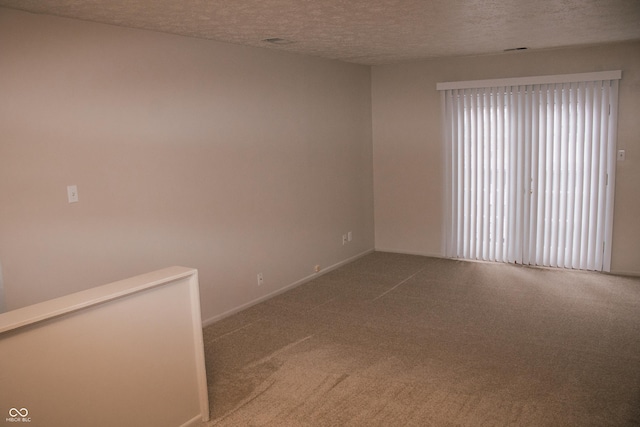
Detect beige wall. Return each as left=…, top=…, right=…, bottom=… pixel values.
left=372, top=42, right=640, bottom=275
left=2, top=8, right=638, bottom=321
left=0, top=8, right=374, bottom=320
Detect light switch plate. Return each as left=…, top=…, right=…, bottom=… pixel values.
left=67, top=185, right=79, bottom=203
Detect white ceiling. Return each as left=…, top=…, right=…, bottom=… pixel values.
left=1, top=0, right=639, bottom=65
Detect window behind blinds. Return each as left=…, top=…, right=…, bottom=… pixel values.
left=438, top=71, right=621, bottom=271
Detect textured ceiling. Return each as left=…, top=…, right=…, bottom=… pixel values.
left=1, top=0, right=639, bottom=65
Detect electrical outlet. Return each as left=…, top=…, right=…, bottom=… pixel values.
left=347, top=231, right=353, bottom=242
left=257, top=273, right=264, bottom=286
left=617, top=149, right=626, bottom=161
left=67, top=185, right=79, bottom=203
left=342, top=234, right=347, bottom=245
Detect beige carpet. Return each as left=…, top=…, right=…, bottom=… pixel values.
left=202, top=252, right=640, bottom=426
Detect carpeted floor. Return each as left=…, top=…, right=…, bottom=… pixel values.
left=201, top=252, right=640, bottom=426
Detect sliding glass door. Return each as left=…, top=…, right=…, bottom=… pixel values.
left=439, top=71, right=620, bottom=271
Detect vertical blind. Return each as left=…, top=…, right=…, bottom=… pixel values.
left=438, top=71, right=621, bottom=272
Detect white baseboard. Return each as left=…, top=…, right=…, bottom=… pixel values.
left=374, top=247, right=444, bottom=259
left=180, top=414, right=207, bottom=427
left=609, top=269, right=640, bottom=278
left=375, top=248, right=640, bottom=278
left=202, top=248, right=375, bottom=327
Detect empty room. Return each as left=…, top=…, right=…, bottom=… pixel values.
left=1, top=1, right=640, bottom=426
